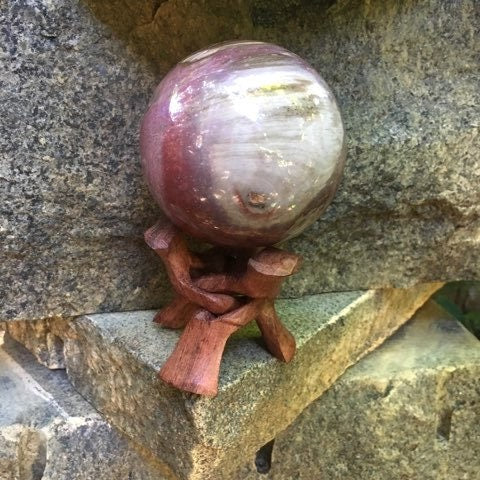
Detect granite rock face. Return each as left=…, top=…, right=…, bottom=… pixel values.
left=4, top=292, right=478, bottom=479
left=281, top=0, right=480, bottom=297
left=0, top=334, right=172, bottom=480
left=236, top=301, right=480, bottom=479
left=87, top=0, right=480, bottom=300
left=4, top=317, right=67, bottom=368
left=2, top=0, right=478, bottom=321
left=55, top=284, right=438, bottom=480
left=0, top=0, right=168, bottom=321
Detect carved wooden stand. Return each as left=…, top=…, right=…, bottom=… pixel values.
left=145, top=220, right=301, bottom=396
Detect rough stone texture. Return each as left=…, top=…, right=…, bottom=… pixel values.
left=0, top=0, right=169, bottom=322
left=283, top=0, right=480, bottom=298
left=0, top=335, right=178, bottom=480
left=56, top=284, right=439, bottom=480
left=0, top=333, right=174, bottom=480
left=2, top=0, right=478, bottom=322
left=86, top=0, right=480, bottom=300
left=4, top=317, right=68, bottom=369
left=235, top=300, right=480, bottom=479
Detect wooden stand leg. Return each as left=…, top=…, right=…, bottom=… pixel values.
left=145, top=220, right=238, bottom=314
left=257, top=300, right=296, bottom=362
left=159, top=301, right=261, bottom=396
left=159, top=311, right=233, bottom=396
left=146, top=220, right=302, bottom=396
left=154, top=296, right=193, bottom=328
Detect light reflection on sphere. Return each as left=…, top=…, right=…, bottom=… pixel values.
left=141, top=41, right=346, bottom=248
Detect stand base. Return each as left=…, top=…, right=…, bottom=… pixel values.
left=145, top=220, right=301, bottom=396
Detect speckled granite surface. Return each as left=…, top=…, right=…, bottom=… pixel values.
left=87, top=0, right=480, bottom=298
left=2, top=0, right=479, bottom=321
left=0, top=0, right=166, bottom=321
left=0, top=334, right=172, bottom=480
left=236, top=300, right=480, bottom=479
left=55, top=285, right=438, bottom=480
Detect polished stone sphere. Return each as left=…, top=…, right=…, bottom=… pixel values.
left=141, top=41, right=346, bottom=248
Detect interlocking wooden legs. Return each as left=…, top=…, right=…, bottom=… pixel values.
left=145, top=220, right=302, bottom=396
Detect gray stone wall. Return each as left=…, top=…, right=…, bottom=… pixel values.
left=0, top=333, right=171, bottom=480
left=2, top=0, right=479, bottom=321
left=236, top=301, right=480, bottom=479
left=2, top=284, right=442, bottom=479
left=1, top=0, right=167, bottom=321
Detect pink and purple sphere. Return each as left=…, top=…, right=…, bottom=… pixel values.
left=141, top=41, right=346, bottom=248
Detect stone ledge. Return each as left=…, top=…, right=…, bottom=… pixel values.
left=2, top=0, right=479, bottom=322
left=236, top=300, right=480, bottom=479
left=0, top=334, right=173, bottom=480
left=4, top=317, right=67, bottom=369
left=58, top=283, right=440, bottom=479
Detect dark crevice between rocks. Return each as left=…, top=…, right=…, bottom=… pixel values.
left=83, top=0, right=343, bottom=75
left=251, top=0, right=337, bottom=28
left=49, top=333, right=65, bottom=369
left=381, top=381, right=394, bottom=398
left=255, top=438, right=275, bottom=474
left=436, top=407, right=453, bottom=442
left=433, top=282, right=480, bottom=340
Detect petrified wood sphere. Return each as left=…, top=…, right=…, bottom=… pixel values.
left=141, top=41, right=346, bottom=247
